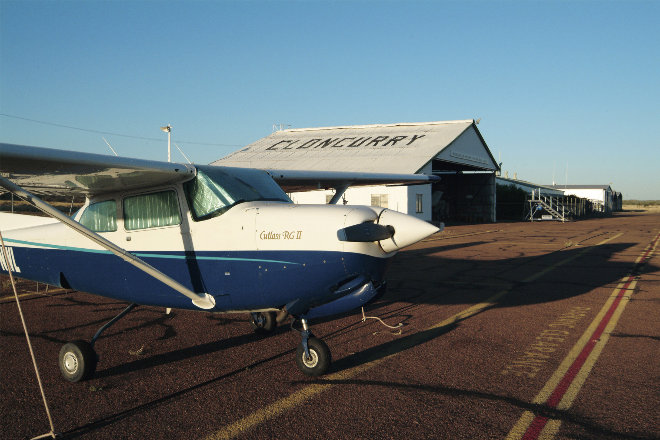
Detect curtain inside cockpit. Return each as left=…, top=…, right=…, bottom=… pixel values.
left=123, top=190, right=181, bottom=230
left=79, top=200, right=117, bottom=232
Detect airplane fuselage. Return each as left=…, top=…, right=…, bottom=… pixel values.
left=1, top=203, right=393, bottom=312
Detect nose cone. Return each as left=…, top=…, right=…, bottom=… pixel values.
left=377, top=209, right=441, bottom=253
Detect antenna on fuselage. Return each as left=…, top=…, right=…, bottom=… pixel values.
left=174, top=143, right=193, bottom=164
left=102, top=137, right=118, bottom=156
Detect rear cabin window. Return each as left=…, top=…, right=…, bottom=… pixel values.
left=79, top=200, right=117, bottom=232
left=123, top=190, right=181, bottom=230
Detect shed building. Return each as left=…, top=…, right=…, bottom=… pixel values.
left=213, top=120, right=500, bottom=223
left=497, top=177, right=564, bottom=197
left=546, top=185, right=615, bottom=212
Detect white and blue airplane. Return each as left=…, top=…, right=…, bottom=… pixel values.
left=0, top=143, right=440, bottom=382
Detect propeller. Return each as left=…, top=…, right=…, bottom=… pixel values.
left=337, top=209, right=441, bottom=252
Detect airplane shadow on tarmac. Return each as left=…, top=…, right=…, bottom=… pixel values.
left=43, top=240, right=658, bottom=439
left=380, top=240, right=653, bottom=308
left=88, top=240, right=655, bottom=380
left=310, top=240, right=659, bottom=376
left=63, top=241, right=658, bottom=381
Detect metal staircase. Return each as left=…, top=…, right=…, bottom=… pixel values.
left=527, top=189, right=569, bottom=222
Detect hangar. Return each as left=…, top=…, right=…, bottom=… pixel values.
left=213, top=120, right=500, bottom=223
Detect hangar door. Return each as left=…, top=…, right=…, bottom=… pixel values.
left=431, top=161, right=496, bottom=223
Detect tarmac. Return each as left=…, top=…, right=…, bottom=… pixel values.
left=1, top=210, right=658, bottom=440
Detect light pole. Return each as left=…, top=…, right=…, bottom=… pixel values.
left=160, top=124, right=172, bottom=162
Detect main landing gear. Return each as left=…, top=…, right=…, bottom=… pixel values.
left=58, top=303, right=137, bottom=382
left=249, top=311, right=277, bottom=333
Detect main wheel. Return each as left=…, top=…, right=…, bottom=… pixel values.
left=249, top=312, right=277, bottom=333
left=59, top=340, right=97, bottom=382
left=296, top=337, right=331, bottom=377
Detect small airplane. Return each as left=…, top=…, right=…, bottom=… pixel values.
left=0, top=142, right=440, bottom=382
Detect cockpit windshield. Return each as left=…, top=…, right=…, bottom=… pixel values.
left=184, top=165, right=290, bottom=221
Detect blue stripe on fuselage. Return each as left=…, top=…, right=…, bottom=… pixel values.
left=2, top=238, right=302, bottom=265
left=2, top=241, right=389, bottom=312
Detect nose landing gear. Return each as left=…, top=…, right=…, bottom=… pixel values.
left=295, top=318, right=331, bottom=376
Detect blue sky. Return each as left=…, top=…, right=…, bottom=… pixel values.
left=1, top=0, right=658, bottom=199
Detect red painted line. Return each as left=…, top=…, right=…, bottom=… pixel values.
left=546, top=277, right=632, bottom=407
left=520, top=277, right=633, bottom=440
left=521, top=416, right=549, bottom=440
left=520, top=232, right=659, bottom=440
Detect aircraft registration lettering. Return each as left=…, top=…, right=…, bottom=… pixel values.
left=0, top=246, right=21, bottom=273
left=260, top=230, right=303, bottom=240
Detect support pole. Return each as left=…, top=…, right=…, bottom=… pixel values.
left=1, top=232, right=57, bottom=439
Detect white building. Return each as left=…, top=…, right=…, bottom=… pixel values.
left=547, top=185, right=615, bottom=212
left=213, top=120, right=500, bottom=223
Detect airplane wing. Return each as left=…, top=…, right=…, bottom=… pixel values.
left=0, top=143, right=196, bottom=196
left=265, top=169, right=439, bottom=193
left=0, top=143, right=437, bottom=197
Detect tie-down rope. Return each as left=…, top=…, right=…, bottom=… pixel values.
left=0, top=231, right=57, bottom=439
left=361, top=306, right=403, bottom=334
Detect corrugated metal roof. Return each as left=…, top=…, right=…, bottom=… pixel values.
left=213, top=120, right=498, bottom=174
left=497, top=177, right=565, bottom=196
left=546, top=185, right=612, bottom=190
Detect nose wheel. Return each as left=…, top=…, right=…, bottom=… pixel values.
left=295, top=318, right=331, bottom=376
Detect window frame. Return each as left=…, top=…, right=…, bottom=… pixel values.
left=416, top=193, right=424, bottom=214
left=370, top=193, right=389, bottom=209
left=122, top=188, right=183, bottom=231
left=78, top=199, right=118, bottom=233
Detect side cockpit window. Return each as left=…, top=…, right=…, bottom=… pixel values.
left=79, top=200, right=117, bottom=232
left=123, top=190, right=181, bottom=230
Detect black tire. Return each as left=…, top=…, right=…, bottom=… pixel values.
left=250, top=312, right=277, bottom=333
left=58, top=340, right=97, bottom=382
left=295, top=337, right=331, bottom=376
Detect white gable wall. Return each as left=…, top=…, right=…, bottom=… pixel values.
left=435, top=126, right=495, bottom=169
left=562, top=188, right=605, bottom=202
left=289, top=184, right=433, bottom=221
left=561, top=188, right=613, bottom=211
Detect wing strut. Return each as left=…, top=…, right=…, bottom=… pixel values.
left=0, top=176, right=216, bottom=310
left=327, top=184, right=349, bottom=205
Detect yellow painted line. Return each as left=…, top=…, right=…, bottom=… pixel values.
left=506, top=231, right=659, bottom=440
left=423, top=229, right=502, bottom=242
left=492, top=242, right=567, bottom=248
left=523, top=233, right=622, bottom=284
left=204, top=232, right=624, bottom=440
left=1, top=292, right=54, bottom=302
left=0, top=288, right=70, bottom=302
left=205, top=297, right=502, bottom=440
